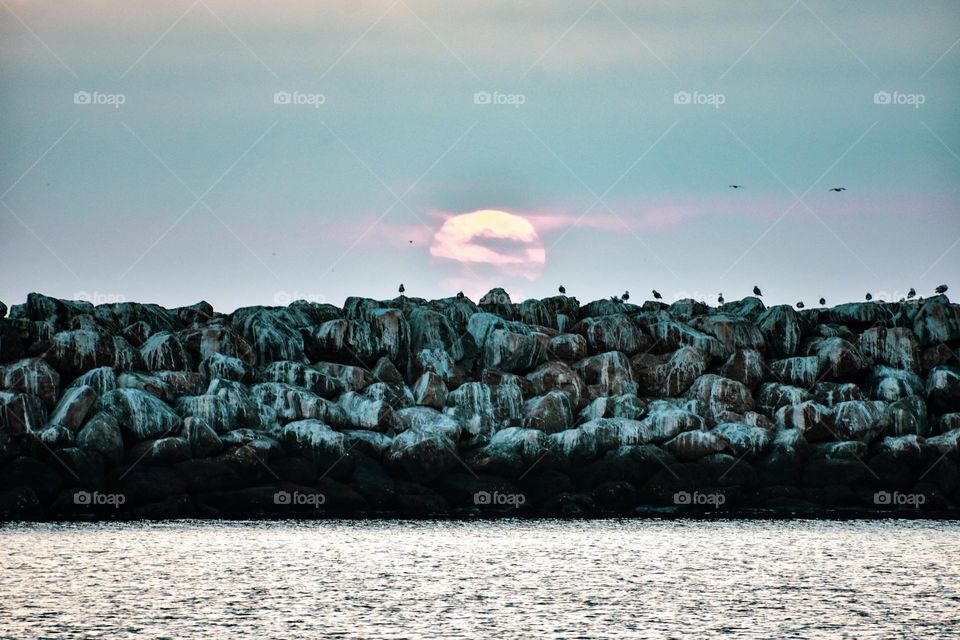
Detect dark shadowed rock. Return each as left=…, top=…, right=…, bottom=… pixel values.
left=385, top=427, right=458, bottom=483
left=2, top=358, right=59, bottom=407
left=720, top=349, right=765, bottom=388
left=913, top=299, right=960, bottom=347
left=688, top=314, right=765, bottom=352
left=199, top=352, right=251, bottom=383
left=633, top=346, right=706, bottom=397
left=664, top=430, right=728, bottom=461
left=47, top=385, right=97, bottom=432
left=756, top=305, right=803, bottom=358
left=527, top=361, right=588, bottom=410
left=927, top=366, right=960, bottom=414
left=767, top=356, right=820, bottom=388
left=571, top=314, right=649, bottom=356
left=181, top=417, right=223, bottom=458
left=411, top=372, right=448, bottom=409
left=546, top=333, right=587, bottom=361
left=76, top=412, right=124, bottom=465
left=685, top=374, right=753, bottom=425
left=45, top=330, right=116, bottom=376
left=140, top=331, right=192, bottom=372
left=574, top=351, right=637, bottom=397
left=1, top=392, right=47, bottom=435
left=96, top=388, right=182, bottom=441
left=522, top=391, right=574, bottom=433
left=578, top=394, right=646, bottom=423
left=859, top=327, right=920, bottom=371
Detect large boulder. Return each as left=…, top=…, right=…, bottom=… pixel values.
left=641, top=400, right=704, bottom=442
left=468, top=427, right=549, bottom=476
left=711, top=422, right=771, bottom=457
left=688, top=314, right=765, bottom=352
left=0, top=392, right=47, bottom=435
left=858, top=327, right=920, bottom=371
left=384, top=427, right=458, bottom=483
left=2, top=358, right=59, bottom=407
left=927, top=366, right=960, bottom=414
left=574, top=351, right=637, bottom=397
left=259, top=361, right=341, bottom=398
left=480, top=328, right=547, bottom=374
left=44, top=330, right=116, bottom=375
left=411, top=372, right=448, bottom=409
left=720, top=350, right=765, bottom=388
left=571, top=315, right=648, bottom=356
left=775, top=400, right=833, bottom=441
left=632, top=346, right=706, bottom=397
left=338, top=391, right=395, bottom=432
left=47, top=385, right=98, bottom=432
left=444, top=382, right=522, bottom=441
left=868, top=366, right=924, bottom=402
left=808, top=337, right=868, bottom=380
left=647, top=321, right=727, bottom=360
left=685, top=374, right=753, bottom=425
left=526, top=361, right=588, bottom=410
left=522, top=391, right=574, bottom=434
left=578, top=394, right=646, bottom=423
left=913, top=300, right=960, bottom=347
left=281, top=419, right=346, bottom=465
left=95, top=388, right=181, bottom=441
left=664, top=430, right=728, bottom=461
left=757, top=383, right=811, bottom=415
left=175, top=395, right=237, bottom=434
left=232, top=309, right=305, bottom=365
left=139, top=331, right=191, bottom=372
left=767, top=356, right=820, bottom=389
left=831, top=400, right=886, bottom=442
left=756, top=305, right=802, bottom=358
left=76, top=412, right=124, bottom=465
left=547, top=334, right=587, bottom=362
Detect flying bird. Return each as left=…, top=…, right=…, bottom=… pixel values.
left=622, top=291, right=630, bottom=302
left=652, top=290, right=662, bottom=300
left=753, top=286, right=763, bottom=297
left=398, top=284, right=405, bottom=294
left=829, top=187, right=847, bottom=192
left=717, top=293, right=725, bottom=305
left=559, top=285, right=566, bottom=295
left=729, top=184, right=743, bottom=189
left=819, top=297, right=826, bottom=306
left=936, top=284, right=949, bottom=295
left=907, top=288, right=916, bottom=299
left=796, top=301, right=805, bottom=309
left=865, top=292, right=873, bottom=301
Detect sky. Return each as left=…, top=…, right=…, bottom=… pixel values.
left=1, top=0, right=958, bottom=312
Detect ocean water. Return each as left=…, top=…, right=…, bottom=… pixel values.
left=1, top=519, right=958, bottom=638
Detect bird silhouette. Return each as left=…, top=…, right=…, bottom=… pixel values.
left=456, top=291, right=464, bottom=299
left=559, top=285, right=566, bottom=295
left=865, top=293, right=873, bottom=301
left=610, top=295, right=621, bottom=303
left=408, top=240, right=413, bottom=244
left=907, top=288, right=916, bottom=299
left=753, top=286, right=763, bottom=296
left=819, top=297, right=826, bottom=306
left=622, top=290, right=630, bottom=301
left=729, top=184, right=743, bottom=189
left=398, top=284, right=405, bottom=294
left=717, top=293, right=725, bottom=305
left=652, top=290, right=662, bottom=300
left=829, top=187, right=847, bottom=192
left=936, top=284, right=949, bottom=295
left=796, top=301, right=805, bottom=309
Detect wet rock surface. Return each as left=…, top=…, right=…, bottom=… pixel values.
left=2, top=291, right=959, bottom=519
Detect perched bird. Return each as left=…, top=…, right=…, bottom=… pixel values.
left=717, top=293, right=725, bottom=305
left=819, top=297, right=826, bottom=306
left=559, top=285, right=566, bottom=295
left=753, top=286, right=763, bottom=297
left=408, top=240, right=413, bottom=244
left=907, top=287, right=916, bottom=299
left=398, top=284, right=405, bottom=294
left=829, top=187, right=847, bottom=192
left=652, top=290, right=662, bottom=300
left=456, top=291, right=464, bottom=299
left=796, top=301, right=805, bottom=309
left=729, top=184, right=743, bottom=189
left=865, top=292, right=873, bottom=301
left=936, top=284, right=949, bottom=295
left=622, top=290, right=630, bottom=302
left=610, top=295, right=621, bottom=303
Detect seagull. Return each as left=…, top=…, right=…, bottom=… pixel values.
left=907, top=288, right=916, bottom=299
left=729, top=184, right=743, bottom=189
left=753, top=286, right=763, bottom=297
left=610, top=295, right=621, bottom=303
left=717, top=293, right=725, bottom=305
left=408, top=240, right=413, bottom=244
left=865, top=292, right=873, bottom=301
left=456, top=291, right=464, bottom=299
left=819, top=297, right=826, bottom=306
left=559, top=285, right=566, bottom=295
left=652, top=290, right=662, bottom=300
left=622, top=290, right=630, bottom=302
left=936, top=284, right=949, bottom=295
left=829, top=187, right=847, bottom=192
left=796, top=301, right=805, bottom=309
left=398, top=284, right=405, bottom=295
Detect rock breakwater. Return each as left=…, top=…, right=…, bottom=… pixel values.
left=1, top=290, right=959, bottom=519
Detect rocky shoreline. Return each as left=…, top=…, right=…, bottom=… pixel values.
left=1, top=290, right=959, bottom=520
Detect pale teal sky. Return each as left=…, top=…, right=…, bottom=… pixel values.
left=1, top=1, right=958, bottom=311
